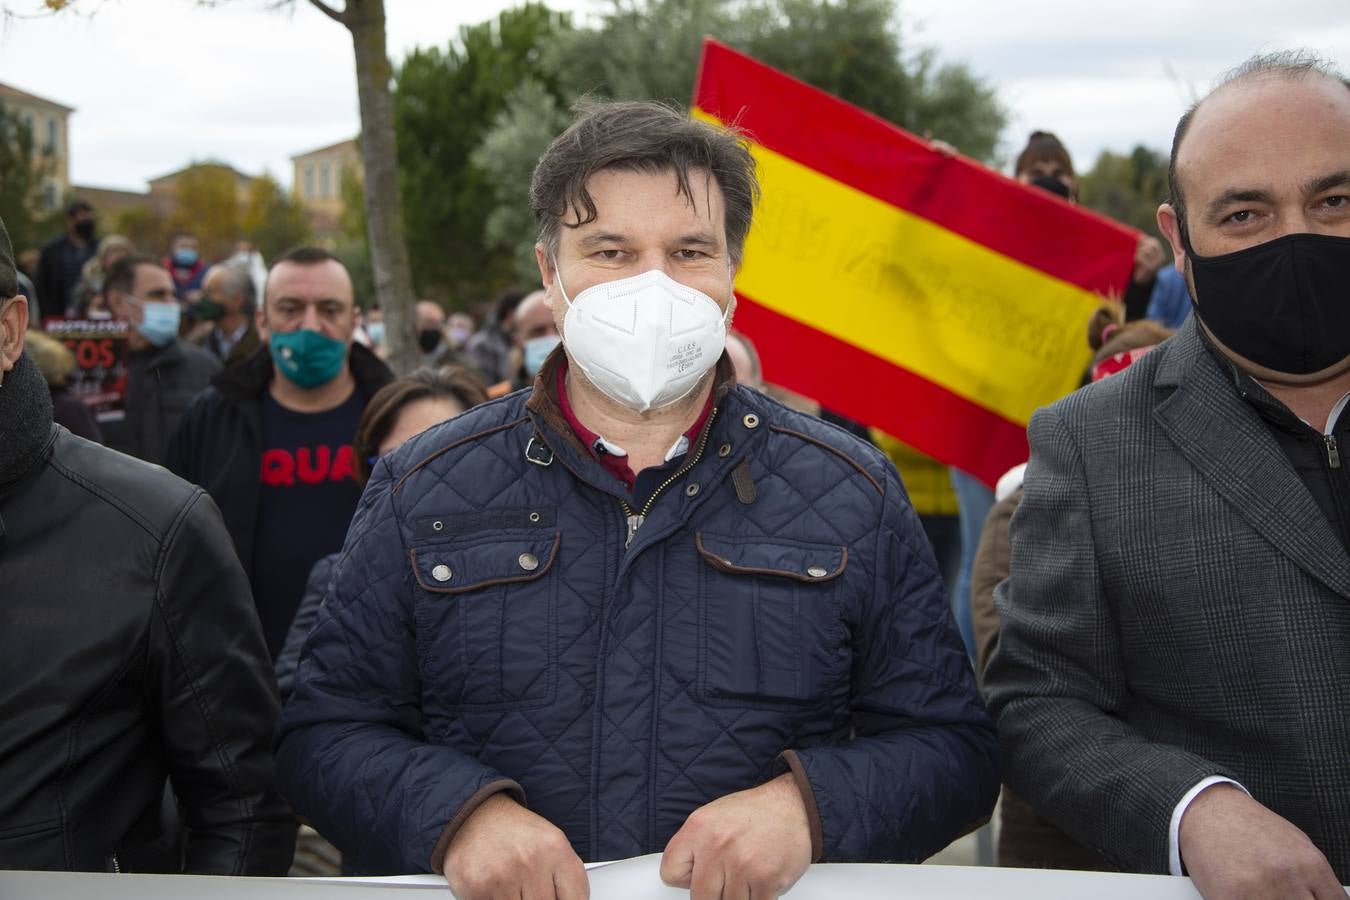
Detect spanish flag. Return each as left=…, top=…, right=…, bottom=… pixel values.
left=694, top=40, right=1139, bottom=487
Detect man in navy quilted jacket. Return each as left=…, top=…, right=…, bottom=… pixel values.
left=276, top=99, right=998, bottom=899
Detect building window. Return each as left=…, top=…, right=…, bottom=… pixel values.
left=43, top=181, right=57, bottom=210
left=304, top=165, right=315, bottom=198
left=46, top=117, right=57, bottom=153
left=319, top=165, right=331, bottom=199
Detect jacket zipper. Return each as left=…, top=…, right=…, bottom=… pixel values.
left=1325, top=434, right=1341, bottom=469
left=621, top=407, right=719, bottom=547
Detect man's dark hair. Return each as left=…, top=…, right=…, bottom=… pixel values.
left=104, top=254, right=165, bottom=299
left=492, top=287, right=528, bottom=326
left=66, top=200, right=93, bottom=218
left=274, top=245, right=342, bottom=268
left=530, top=100, right=760, bottom=265
left=1167, top=50, right=1350, bottom=235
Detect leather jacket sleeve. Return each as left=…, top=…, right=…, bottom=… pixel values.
left=148, top=489, right=297, bottom=874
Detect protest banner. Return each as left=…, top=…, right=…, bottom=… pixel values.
left=43, top=317, right=130, bottom=423
left=693, top=40, right=1139, bottom=486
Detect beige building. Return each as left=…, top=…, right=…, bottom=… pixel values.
left=0, top=81, right=74, bottom=212
left=147, top=161, right=257, bottom=207
left=291, top=138, right=362, bottom=237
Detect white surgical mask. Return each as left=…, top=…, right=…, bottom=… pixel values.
left=556, top=264, right=731, bottom=413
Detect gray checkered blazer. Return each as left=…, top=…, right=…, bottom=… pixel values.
left=985, top=317, right=1350, bottom=879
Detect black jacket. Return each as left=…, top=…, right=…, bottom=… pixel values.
left=163, top=342, right=392, bottom=577
left=0, top=427, right=295, bottom=873
left=102, top=338, right=221, bottom=465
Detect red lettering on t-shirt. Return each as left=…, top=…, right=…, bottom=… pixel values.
left=330, top=444, right=356, bottom=483
left=261, top=448, right=296, bottom=487
left=296, top=446, right=332, bottom=485
left=260, top=445, right=358, bottom=487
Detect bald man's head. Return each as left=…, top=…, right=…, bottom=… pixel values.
left=1167, top=51, right=1350, bottom=236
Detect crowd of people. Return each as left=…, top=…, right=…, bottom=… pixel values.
left=0, top=48, right=1346, bottom=900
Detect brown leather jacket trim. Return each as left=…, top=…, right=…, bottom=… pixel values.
left=731, top=457, right=757, bottom=504
left=778, top=750, right=824, bottom=862
left=410, top=532, right=561, bottom=595
left=766, top=425, right=883, bottom=496
left=523, top=347, right=740, bottom=458
left=694, top=532, right=847, bottom=583
left=429, top=778, right=526, bottom=873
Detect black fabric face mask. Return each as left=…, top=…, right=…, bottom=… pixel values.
left=1182, top=230, right=1350, bottom=375
left=417, top=328, right=443, bottom=354
left=1030, top=174, right=1072, bottom=199
left=73, top=220, right=96, bottom=242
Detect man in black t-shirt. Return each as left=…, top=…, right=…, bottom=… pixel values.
left=165, top=247, right=392, bottom=658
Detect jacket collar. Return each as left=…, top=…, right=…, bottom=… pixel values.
left=524, top=346, right=740, bottom=459
left=211, top=339, right=392, bottom=407
left=1152, top=318, right=1350, bottom=599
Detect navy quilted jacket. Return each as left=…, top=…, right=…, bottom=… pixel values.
left=275, top=353, right=998, bottom=873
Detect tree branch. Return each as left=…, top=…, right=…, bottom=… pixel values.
left=306, top=0, right=345, bottom=25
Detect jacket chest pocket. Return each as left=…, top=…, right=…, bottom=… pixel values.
left=695, top=532, right=847, bottom=707
left=411, top=531, right=561, bottom=709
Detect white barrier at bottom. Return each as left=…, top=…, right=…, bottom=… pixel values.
left=3, top=855, right=1348, bottom=899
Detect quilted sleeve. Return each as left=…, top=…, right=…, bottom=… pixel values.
left=983, top=403, right=1229, bottom=873
left=784, top=458, right=1000, bottom=862
left=274, top=461, right=523, bottom=874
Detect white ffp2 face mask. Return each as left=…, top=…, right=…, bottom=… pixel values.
left=557, top=266, right=731, bottom=413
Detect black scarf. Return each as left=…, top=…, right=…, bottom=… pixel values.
left=0, top=352, right=54, bottom=491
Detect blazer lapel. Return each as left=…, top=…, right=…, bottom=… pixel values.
left=1153, top=322, right=1350, bottom=600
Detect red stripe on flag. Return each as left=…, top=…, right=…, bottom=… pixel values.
left=695, top=40, right=1137, bottom=296
left=733, top=293, right=1029, bottom=488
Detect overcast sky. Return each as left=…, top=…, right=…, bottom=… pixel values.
left=3, top=0, right=1347, bottom=193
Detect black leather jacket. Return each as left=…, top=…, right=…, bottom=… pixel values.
left=0, top=427, right=296, bottom=873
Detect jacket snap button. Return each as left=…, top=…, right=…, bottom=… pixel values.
left=807, top=566, right=828, bottom=578
left=431, top=564, right=453, bottom=582
left=432, top=520, right=444, bottom=532
left=685, top=483, right=700, bottom=497
left=518, top=553, right=539, bottom=572
left=742, top=414, right=760, bottom=429
left=717, top=443, right=732, bottom=458
left=528, top=512, right=541, bottom=523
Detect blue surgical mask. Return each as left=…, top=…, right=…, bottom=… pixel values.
left=270, top=328, right=348, bottom=389
left=523, top=334, right=560, bottom=377
left=172, top=247, right=199, bottom=268
left=366, top=322, right=386, bottom=346
left=125, top=294, right=182, bottom=347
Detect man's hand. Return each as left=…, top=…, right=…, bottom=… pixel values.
left=442, top=792, right=588, bottom=900
left=1132, top=235, right=1167, bottom=284
left=660, top=774, right=813, bottom=900
left=1179, top=783, right=1344, bottom=900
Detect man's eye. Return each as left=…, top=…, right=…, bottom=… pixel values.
left=676, top=249, right=707, bottom=260
left=1227, top=210, right=1255, bottom=224
left=1321, top=195, right=1347, bottom=209
left=593, top=249, right=623, bottom=260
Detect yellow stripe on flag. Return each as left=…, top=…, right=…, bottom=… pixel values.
left=730, top=133, right=1099, bottom=426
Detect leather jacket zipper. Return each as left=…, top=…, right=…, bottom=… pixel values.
left=1326, top=434, right=1341, bottom=469
left=621, top=407, right=719, bottom=547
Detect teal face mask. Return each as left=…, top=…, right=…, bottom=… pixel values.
left=269, top=329, right=348, bottom=389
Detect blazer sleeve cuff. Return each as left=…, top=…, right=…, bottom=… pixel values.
left=1168, top=776, right=1248, bottom=875
left=428, top=778, right=526, bottom=873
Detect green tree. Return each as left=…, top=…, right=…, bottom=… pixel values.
left=471, top=78, right=570, bottom=285
left=241, top=172, right=311, bottom=261
left=1078, top=145, right=1171, bottom=239
left=169, top=162, right=242, bottom=261
left=394, top=2, right=572, bottom=304
left=0, top=99, right=61, bottom=255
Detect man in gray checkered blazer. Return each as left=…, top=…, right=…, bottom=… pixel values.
left=986, top=52, right=1350, bottom=900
